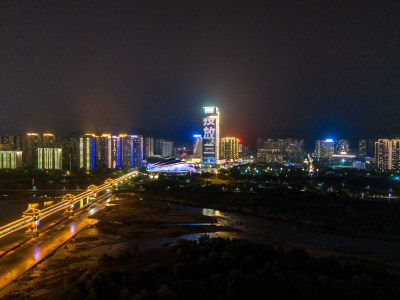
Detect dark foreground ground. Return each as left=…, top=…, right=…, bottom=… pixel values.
left=2, top=193, right=400, bottom=299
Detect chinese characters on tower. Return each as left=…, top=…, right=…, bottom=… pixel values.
left=202, top=107, right=220, bottom=164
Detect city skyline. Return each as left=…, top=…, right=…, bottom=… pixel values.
left=1, top=129, right=400, bottom=152
left=0, top=1, right=399, bottom=145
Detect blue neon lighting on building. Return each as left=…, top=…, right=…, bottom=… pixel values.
left=131, top=141, right=134, bottom=167
left=90, top=137, right=95, bottom=170
left=116, top=139, right=120, bottom=169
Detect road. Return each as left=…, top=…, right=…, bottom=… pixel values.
left=0, top=194, right=112, bottom=290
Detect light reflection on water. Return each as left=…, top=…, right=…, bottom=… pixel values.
left=70, top=223, right=75, bottom=235
left=172, top=223, right=214, bottom=226
left=33, top=245, right=40, bottom=262
left=202, top=208, right=222, bottom=217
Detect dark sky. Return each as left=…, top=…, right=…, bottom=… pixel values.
left=0, top=0, right=399, bottom=148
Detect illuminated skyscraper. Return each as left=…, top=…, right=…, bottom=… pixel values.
left=375, top=139, right=400, bottom=171
left=202, top=106, right=220, bottom=164
left=193, top=134, right=203, bottom=158
left=120, top=134, right=132, bottom=168
left=221, top=137, right=239, bottom=161
left=132, top=135, right=143, bottom=167
left=256, top=138, right=304, bottom=164
left=144, top=137, right=154, bottom=158
left=120, top=134, right=143, bottom=168
left=98, top=134, right=111, bottom=168
left=79, top=134, right=95, bottom=170
left=37, top=147, right=62, bottom=170
left=110, top=136, right=120, bottom=169
left=0, top=151, right=22, bottom=169
left=314, top=139, right=336, bottom=160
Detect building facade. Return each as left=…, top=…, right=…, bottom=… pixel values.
left=256, top=138, right=304, bottom=164
left=359, top=139, right=376, bottom=158
left=132, top=135, right=143, bottom=167
left=221, top=137, right=239, bottom=161
left=37, top=147, right=62, bottom=170
left=193, top=134, right=203, bottom=159
left=161, top=140, right=173, bottom=157
left=79, top=135, right=95, bottom=170
left=0, top=151, right=23, bottom=169
left=314, top=139, right=336, bottom=160
left=202, top=106, right=220, bottom=164
left=337, top=139, right=350, bottom=154
left=375, top=139, right=400, bottom=171
left=109, top=136, right=120, bottom=169
left=22, top=133, right=41, bottom=167
left=42, top=133, right=56, bottom=147
left=62, top=137, right=79, bottom=170
left=144, top=137, right=154, bottom=158
left=120, top=134, right=143, bottom=168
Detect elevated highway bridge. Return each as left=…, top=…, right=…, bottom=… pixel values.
left=0, top=171, right=137, bottom=238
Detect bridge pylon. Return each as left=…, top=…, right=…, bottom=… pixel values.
left=63, top=194, right=76, bottom=216
left=23, top=208, right=40, bottom=237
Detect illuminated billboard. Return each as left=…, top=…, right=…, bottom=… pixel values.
left=202, top=106, right=220, bottom=164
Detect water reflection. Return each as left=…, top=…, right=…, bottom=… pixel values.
left=173, top=223, right=214, bottom=226
left=202, top=208, right=222, bottom=217
left=146, top=198, right=400, bottom=258
left=70, top=223, right=75, bottom=235
left=33, top=245, right=40, bottom=262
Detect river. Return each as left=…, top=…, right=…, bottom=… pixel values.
left=144, top=198, right=400, bottom=259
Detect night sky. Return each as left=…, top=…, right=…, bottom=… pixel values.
left=0, top=1, right=399, bottom=148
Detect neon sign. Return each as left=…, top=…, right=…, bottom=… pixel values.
left=204, top=107, right=215, bottom=114
left=202, top=106, right=219, bottom=164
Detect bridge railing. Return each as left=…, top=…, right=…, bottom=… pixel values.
left=0, top=216, right=33, bottom=237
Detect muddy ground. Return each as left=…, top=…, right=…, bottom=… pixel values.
left=1, top=194, right=236, bottom=299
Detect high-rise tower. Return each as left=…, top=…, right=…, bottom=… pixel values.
left=79, top=134, right=96, bottom=170
left=221, top=137, right=239, bottom=161
left=202, top=106, right=220, bottom=164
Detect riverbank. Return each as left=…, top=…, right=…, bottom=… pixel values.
left=0, top=194, right=236, bottom=298
left=131, top=190, right=400, bottom=243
